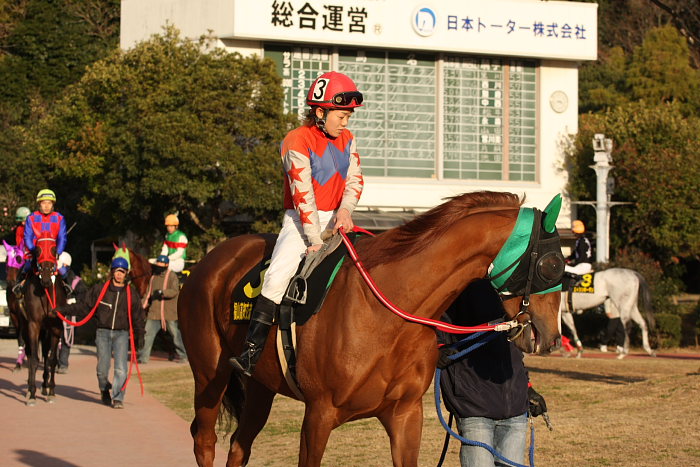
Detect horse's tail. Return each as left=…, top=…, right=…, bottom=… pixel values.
left=218, top=371, right=245, bottom=432
left=634, top=271, right=656, bottom=331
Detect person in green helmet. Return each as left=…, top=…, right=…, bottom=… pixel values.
left=13, top=206, right=30, bottom=252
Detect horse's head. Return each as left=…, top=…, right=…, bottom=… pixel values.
left=489, top=195, right=565, bottom=354
left=35, top=238, right=58, bottom=288
left=3, top=240, right=25, bottom=270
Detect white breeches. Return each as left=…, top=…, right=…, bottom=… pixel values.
left=167, top=258, right=185, bottom=273
left=261, top=209, right=336, bottom=304
left=565, top=262, right=592, bottom=275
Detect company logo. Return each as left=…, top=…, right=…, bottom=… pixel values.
left=412, top=7, right=437, bottom=37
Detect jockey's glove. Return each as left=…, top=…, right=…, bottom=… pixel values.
left=528, top=386, right=548, bottom=417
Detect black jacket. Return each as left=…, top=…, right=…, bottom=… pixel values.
left=437, top=280, right=528, bottom=420
left=61, top=279, right=145, bottom=339
left=568, top=234, right=593, bottom=266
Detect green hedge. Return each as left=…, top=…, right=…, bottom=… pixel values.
left=654, top=313, right=682, bottom=348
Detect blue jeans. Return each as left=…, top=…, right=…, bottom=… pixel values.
left=95, top=328, right=130, bottom=402
left=138, top=319, right=188, bottom=363
left=457, top=413, right=528, bottom=466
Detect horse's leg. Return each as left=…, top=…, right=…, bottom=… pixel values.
left=378, top=399, right=424, bottom=467
left=191, top=368, right=231, bottom=467
left=45, top=329, right=60, bottom=401
left=628, top=306, right=655, bottom=357
left=227, top=379, right=276, bottom=467
left=560, top=309, right=583, bottom=358
left=25, top=320, right=40, bottom=406
left=298, top=402, right=339, bottom=467
left=41, top=329, right=50, bottom=396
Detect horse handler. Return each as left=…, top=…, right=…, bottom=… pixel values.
left=53, top=257, right=145, bottom=409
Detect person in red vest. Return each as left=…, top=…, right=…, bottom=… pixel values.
left=13, top=189, right=68, bottom=296
left=229, top=71, right=365, bottom=377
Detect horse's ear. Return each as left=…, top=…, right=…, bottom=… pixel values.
left=542, top=194, right=562, bottom=233
left=113, top=242, right=119, bottom=251
left=2, top=239, right=9, bottom=250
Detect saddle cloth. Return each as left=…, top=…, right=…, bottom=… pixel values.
left=230, top=232, right=357, bottom=324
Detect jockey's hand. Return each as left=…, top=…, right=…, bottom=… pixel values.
left=528, top=386, right=548, bottom=417
left=306, top=244, right=322, bottom=255
left=49, top=307, right=61, bottom=318
left=333, top=208, right=354, bottom=234
left=436, top=346, right=458, bottom=369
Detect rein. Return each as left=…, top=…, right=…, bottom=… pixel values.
left=338, top=228, right=519, bottom=334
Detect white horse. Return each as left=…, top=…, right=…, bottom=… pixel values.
left=560, top=268, right=656, bottom=358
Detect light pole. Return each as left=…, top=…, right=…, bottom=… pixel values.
left=591, top=134, right=613, bottom=263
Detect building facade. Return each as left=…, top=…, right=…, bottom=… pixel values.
left=121, top=0, right=598, bottom=230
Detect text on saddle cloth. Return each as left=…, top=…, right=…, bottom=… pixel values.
left=230, top=231, right=358, bottom=326
left=562, top=272, right=596, bottom=294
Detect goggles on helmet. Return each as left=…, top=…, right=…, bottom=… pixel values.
left=330, top=91, right=363, bottom=107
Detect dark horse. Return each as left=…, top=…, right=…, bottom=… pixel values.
left=22, top=238, right=67, bottom=406
left=178, top=192, right=563, bottom=466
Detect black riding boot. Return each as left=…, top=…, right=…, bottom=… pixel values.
left=12, top=270, right=28, bottom=297
left=229, top=296, right=276, bottom=377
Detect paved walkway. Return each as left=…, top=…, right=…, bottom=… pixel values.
left=0, top=337, right=225, bottom=466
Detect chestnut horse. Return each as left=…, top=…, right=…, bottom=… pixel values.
left=22, top=238, right=67, bottom=405
left=178, top=191, right=563, bottom=466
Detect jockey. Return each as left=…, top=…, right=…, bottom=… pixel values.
left=160, top=214, right=188, bottom=273
left=229, top=71, right=365, bottom=376
left=13, top=189, right=69, bottom=296
left=565, top=220, right=593, bottom=276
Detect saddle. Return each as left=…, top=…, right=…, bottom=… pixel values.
left=230, top=232, right=360, bottom=398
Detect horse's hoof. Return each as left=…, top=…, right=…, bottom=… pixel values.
left=12, top=365, right=21, bottom=373
left=576, top=351, right=583, bottom=359
left=26, top=399, right=36, bottom=407
left=41, top=387, right=49, bottom=396
left=616, top=353, right=626, bottom=360
left=47, top=396, right=55, bottom=404
left=650, top=351, right=657, bottom=357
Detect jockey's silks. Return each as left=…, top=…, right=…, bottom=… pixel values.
left=164, top=229, right=188, bottom=260
left=281, top=124, right=363, bottom=246
left=25, top=211, right=67, bottom=255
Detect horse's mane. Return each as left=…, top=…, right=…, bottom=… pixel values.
left=357, top=191, right=523, bottom=269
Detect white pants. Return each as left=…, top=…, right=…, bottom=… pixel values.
left=565, top=262, right=592, bottom=275
left=261, top=209, right=336, bottom=304
left=168, top=258, right=185, bottom=273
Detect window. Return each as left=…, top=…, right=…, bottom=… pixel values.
left=265, top=44, right=537, bottom=181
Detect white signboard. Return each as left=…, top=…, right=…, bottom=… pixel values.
left=230, top=0, right=597, bottom=60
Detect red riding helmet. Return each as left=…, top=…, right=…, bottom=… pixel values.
left=306, top=72, right=363, bottom=109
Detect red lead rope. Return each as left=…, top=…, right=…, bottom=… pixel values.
left=340, top=227, right=517, bottom=334
left=55, top=281, right=143, bottom=395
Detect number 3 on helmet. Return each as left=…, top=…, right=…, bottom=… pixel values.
left=306, top=72, right=364, bottom=109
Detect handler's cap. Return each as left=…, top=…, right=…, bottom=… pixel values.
left=155, top=255, right=170, bottom=265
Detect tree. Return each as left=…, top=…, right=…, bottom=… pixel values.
left=569, top=103, right=700, bottom=261
left=30, top=27, right=295, bottom=250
